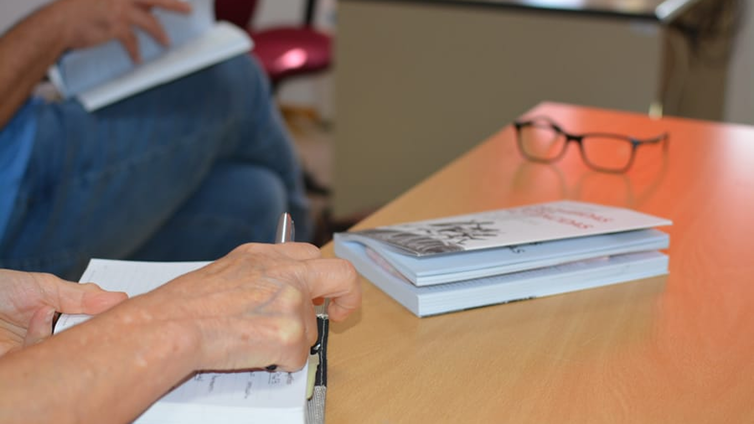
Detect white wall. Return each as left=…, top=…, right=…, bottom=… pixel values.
left=725, top=2, right=754, bottom=125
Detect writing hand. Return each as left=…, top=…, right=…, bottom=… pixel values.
left=125, top=242, right=361, bottom=373
left=54, top=0, right=193, bottom=63
left=0, top=270, right=127, bottom=356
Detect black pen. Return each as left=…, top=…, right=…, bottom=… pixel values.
left=266, top=213, right=295, bottom=372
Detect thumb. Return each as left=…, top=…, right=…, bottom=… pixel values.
left=39, top=275, right=128, bottom=315
left=76, top=283, right=129, bottom=315
left=23, top=306, right=56, bottom=347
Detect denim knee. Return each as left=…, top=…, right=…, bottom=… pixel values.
left=127, top=164, right=289, bottom=262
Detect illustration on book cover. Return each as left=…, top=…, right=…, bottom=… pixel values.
left=357, top=220, right=500, bottom=255
left=347, top=201, right=672, bottom=257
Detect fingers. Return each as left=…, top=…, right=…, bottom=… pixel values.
left=301, top=259, right=361, bottom=322
left=272, top=301, right=318, bottom=373
left=257, top=243, right=360, bottom=321
left=328, top=294, right=361, bottom=322
left=116, top=27, right=141, bottom=63
left=229, top=242, right=321, bottom=263
left=137, top=0, right=193, bottom=14
left=23, top=306, right=56, bottom=347
left=118, top=0, right=194, bottom=62
left=78, top=286, right=129, bottom=314
left=37, top=275, right=128, bottom=316
left=251, top=316, right=313, bottom=373
left=304, top=297, right=318, bottom=347
left=118, top=3, right=170, bottom=62
left=270, top=284, right=318, bottom=370
left=266, top=242, right=323, bottom=261
left=129, top=7, right=169, bottom=46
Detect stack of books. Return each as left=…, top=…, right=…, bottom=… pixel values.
left=334, top=200, right=671, bottom=317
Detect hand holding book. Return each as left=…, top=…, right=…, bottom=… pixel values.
left=56, top=0, right=193, bottom=63
left=48, top=0, right=254, bottom=110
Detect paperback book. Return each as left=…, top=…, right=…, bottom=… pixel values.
left=334, top=200, right=671, bottom=317
left=48, top=0, right=252, bottom=111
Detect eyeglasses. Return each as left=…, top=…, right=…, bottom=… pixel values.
left=514, top=116, right=668, bottom=173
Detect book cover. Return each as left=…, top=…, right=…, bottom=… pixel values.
left=345, top=200, right=671, bottom=257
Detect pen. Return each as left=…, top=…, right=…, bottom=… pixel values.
left=265, top=213, right=295, bottom=372
left=275, top=212, right=295, bottom=243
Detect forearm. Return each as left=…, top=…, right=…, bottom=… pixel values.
left=0, top=242, right=361, bottom=422
left=0, top=301, right=200, bottom=424
left=0, top=2, right=70, bottom=128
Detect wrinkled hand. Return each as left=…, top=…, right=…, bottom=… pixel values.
left=54, top=0, right=192, bottom=62
left=128, top=243, right=361, bottom=373
left=0, top=270, right=127, bottom=356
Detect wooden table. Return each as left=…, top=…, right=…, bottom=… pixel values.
left=323, top=102, right=754, bottom=423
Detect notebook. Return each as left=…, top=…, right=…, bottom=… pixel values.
left=54, top=259, right=329, bottom=424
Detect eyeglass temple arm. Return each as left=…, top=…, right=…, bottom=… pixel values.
left=634, top=132, right=669, bottom=150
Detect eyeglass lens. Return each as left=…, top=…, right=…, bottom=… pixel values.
left=518, top=123, right=634, bottom=172
left=518, top=123, right=566, bottom=161
left=580, top=136, right=634, bottom=171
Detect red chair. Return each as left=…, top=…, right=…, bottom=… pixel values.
left=214, top=0, right=332, bottom=92
left=215, top=0, right=333, bottom=201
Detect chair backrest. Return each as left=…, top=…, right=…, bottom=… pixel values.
left=214, top=0, right=258, bottom=29
left=215, top=0, right=319, bottom=29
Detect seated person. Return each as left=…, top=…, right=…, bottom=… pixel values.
left=0, top=242, right=361, bottom=423
left=0, top=0, right=312, bottom=280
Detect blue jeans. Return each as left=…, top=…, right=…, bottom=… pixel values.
left=0, top=55, right=311, bottom=280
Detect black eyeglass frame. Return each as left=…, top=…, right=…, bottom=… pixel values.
left=513, top=116, right=669, bottom=173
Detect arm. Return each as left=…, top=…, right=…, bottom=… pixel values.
left=0, top=4, right=67, bottom=129
left=0, top=242, right=361, bottom=424
left=0, top=0, right=192, bottom=128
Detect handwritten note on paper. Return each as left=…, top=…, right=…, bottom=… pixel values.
left=163, top=368, right=304, bottom=409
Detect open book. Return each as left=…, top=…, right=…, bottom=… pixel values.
left=48, top=0, right=252, bottom=111
left=54, top=259, right=310, bottom=424
left=334, top=200, right=672, bottom=317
